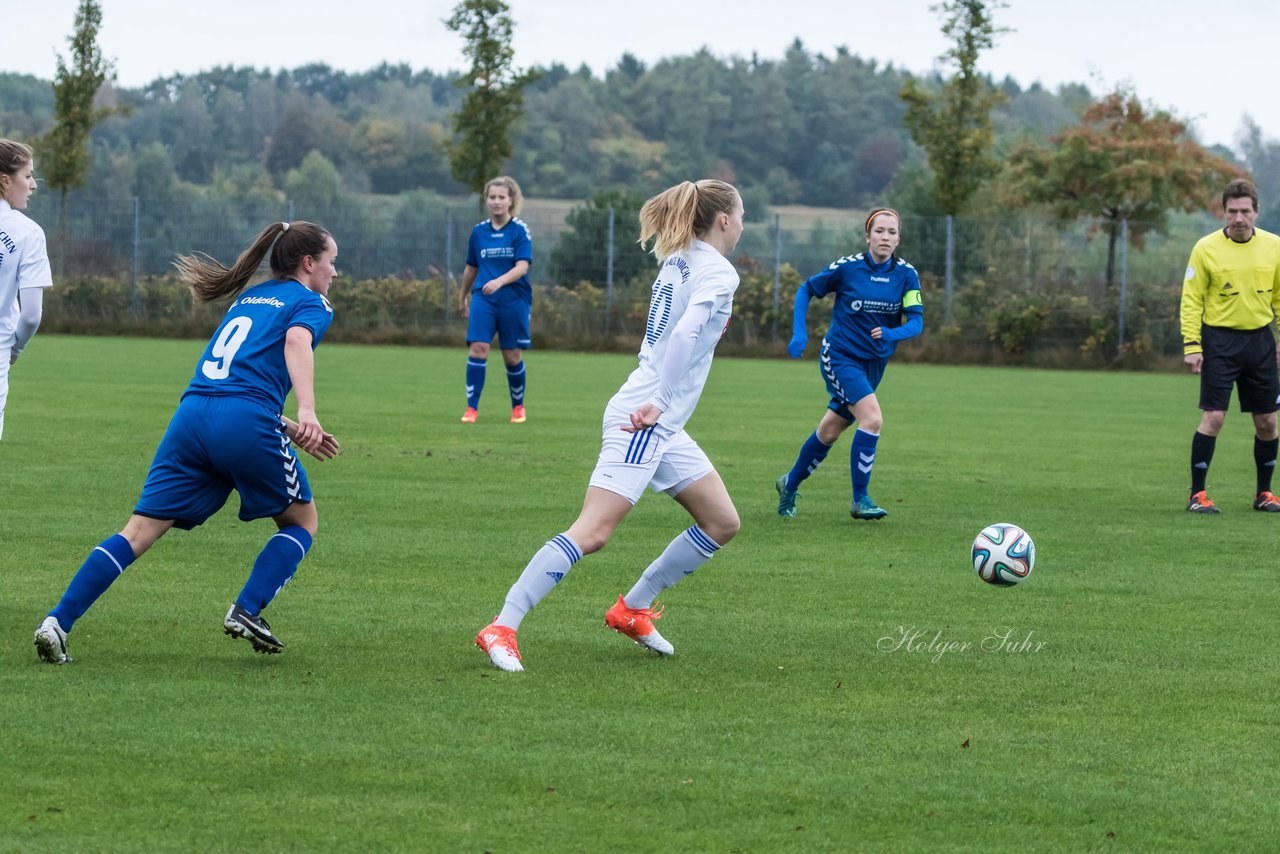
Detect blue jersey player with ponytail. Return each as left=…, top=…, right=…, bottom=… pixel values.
left=775, top=208, right=923, bottom=520
left=34, top=221, right=340, bottom=664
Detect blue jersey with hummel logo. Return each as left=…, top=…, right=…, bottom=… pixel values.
left=182, top=278, right=333, bottom=411
left=466, top=218, right=533, bottom=303
left=805, top=253, right=923, bottom=360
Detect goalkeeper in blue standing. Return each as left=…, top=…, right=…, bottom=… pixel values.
left=776, top=208, right=923, bottom=519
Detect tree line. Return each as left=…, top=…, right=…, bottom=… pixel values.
left=9, top=0, right=1280, bottom=237
left=11, top=0, right=1280, bottom=369
left=3, top=42, right=1108, bottom=211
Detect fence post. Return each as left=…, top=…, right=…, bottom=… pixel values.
left=605, top=205, right=616, bottom=337
left=444, top=207, right=453, bottom=326
left=772, top=212, right=782, bottom=343
left=1025, top=218, right=1033, bottom=291
left=944, top=214, right=955, bottom=326
left=1118, top=218, right=1128, bottom=353
left=131, top=196, right=140, bottom=314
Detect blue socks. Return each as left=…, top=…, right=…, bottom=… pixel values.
left=506, top=360, right=525, bottom=407
left=235, top=525, right=312, bottom=616
left=49, top=526, right=312, bottom=632
left=467, top=357, right=527, bottom=410
left=50, top=534, right=137, bottom=632
left=786, top=431, right=832, bottom=492
left=465, top=358, right=487, bottom=409
left=851, top=428, right=880, bottom=500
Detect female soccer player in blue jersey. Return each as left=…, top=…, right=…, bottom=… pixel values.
left=775, top=208, right=923, bottom=520
left=475, top=179, right=744, bottom=672
left=34, top=221, right=341, bottom=664
left=0, top=139, right=52, bottom=441
left=457, top=176, right=533, bottom=424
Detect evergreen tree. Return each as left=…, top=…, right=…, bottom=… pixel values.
left=445, top=0, right=539, bottom=206
left=40, top=0, right=121, bottom=271
left=549, top=190, right=651, bottom=286
left=900, top=0, right=1007, bottom=215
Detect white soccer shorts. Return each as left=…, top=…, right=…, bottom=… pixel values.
left=587, top=408, right=715, bottom=504
left=0, top=346, right=9, bottom=441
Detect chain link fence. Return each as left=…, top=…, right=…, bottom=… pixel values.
left=26, top=192, right=1215, bottom=365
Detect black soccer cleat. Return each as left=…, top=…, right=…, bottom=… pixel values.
left=1253, top=491, right=1280, bottom=512
left=223, top=603, right=284, bottom=654
left=1187, top=491, right=1221, bottom=514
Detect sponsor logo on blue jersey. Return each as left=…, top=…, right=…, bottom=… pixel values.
left=239, top=296, right=286, bottom=308
left=849, top=298, right=902, bottom=314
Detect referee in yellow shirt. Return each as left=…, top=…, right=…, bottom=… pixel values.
left=1181, top=179, right=1280, bottom=513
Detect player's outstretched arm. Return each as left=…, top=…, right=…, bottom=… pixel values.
left=789, top=282, right=812, bottom=357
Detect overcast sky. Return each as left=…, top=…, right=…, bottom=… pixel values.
left=9, top=0, right=1273, bottom=154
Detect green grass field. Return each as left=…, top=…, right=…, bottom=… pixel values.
left=4, top=336, right=1278, bottom=852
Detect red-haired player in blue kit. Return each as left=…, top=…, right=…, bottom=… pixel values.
left=776, top=208, right=924, bottom=520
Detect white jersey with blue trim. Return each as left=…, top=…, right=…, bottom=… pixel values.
left=607, top=240, right=738, bottom=435
left=0, top=199, right=53, bottom=347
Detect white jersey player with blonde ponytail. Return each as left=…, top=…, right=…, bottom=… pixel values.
left=476, top=179, right=745, bottom=672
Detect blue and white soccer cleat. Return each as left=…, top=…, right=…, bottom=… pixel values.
left=851, top=495, right=888, bottom=520
left=776, top=474, right=801, bottom=517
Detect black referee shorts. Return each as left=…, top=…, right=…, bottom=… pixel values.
left=1199, top=324, right=1280, bottom=413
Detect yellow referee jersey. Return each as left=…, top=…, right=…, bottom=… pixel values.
left=1180, top=226, right=1280, bottom=355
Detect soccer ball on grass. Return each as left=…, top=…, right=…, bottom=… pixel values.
left=971, top=523, right=1035, bottom=586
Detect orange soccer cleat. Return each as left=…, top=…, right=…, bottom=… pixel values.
left=604, top=595, right=674, bottom=656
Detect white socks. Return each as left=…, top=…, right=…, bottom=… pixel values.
left=623, top=525, right=721, bottom=610
left=496, top=534, right=581, bottom=629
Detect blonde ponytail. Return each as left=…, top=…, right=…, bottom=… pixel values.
left=638, top=179, right=739, bottom=261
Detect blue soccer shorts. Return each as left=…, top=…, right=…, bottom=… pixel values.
left=820, top=338, right=887, bottom=421
left=135, top=394, right=312, bottom=530
left=466, top=291, right=532, bottom=350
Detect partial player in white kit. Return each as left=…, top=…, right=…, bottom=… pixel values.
left=476, top=179, right=745, bottom=672
left=0, top=139, right=53, bottom=441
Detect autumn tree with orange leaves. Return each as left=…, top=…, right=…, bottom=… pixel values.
left=1006, top=89, right=1242, bottom=292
